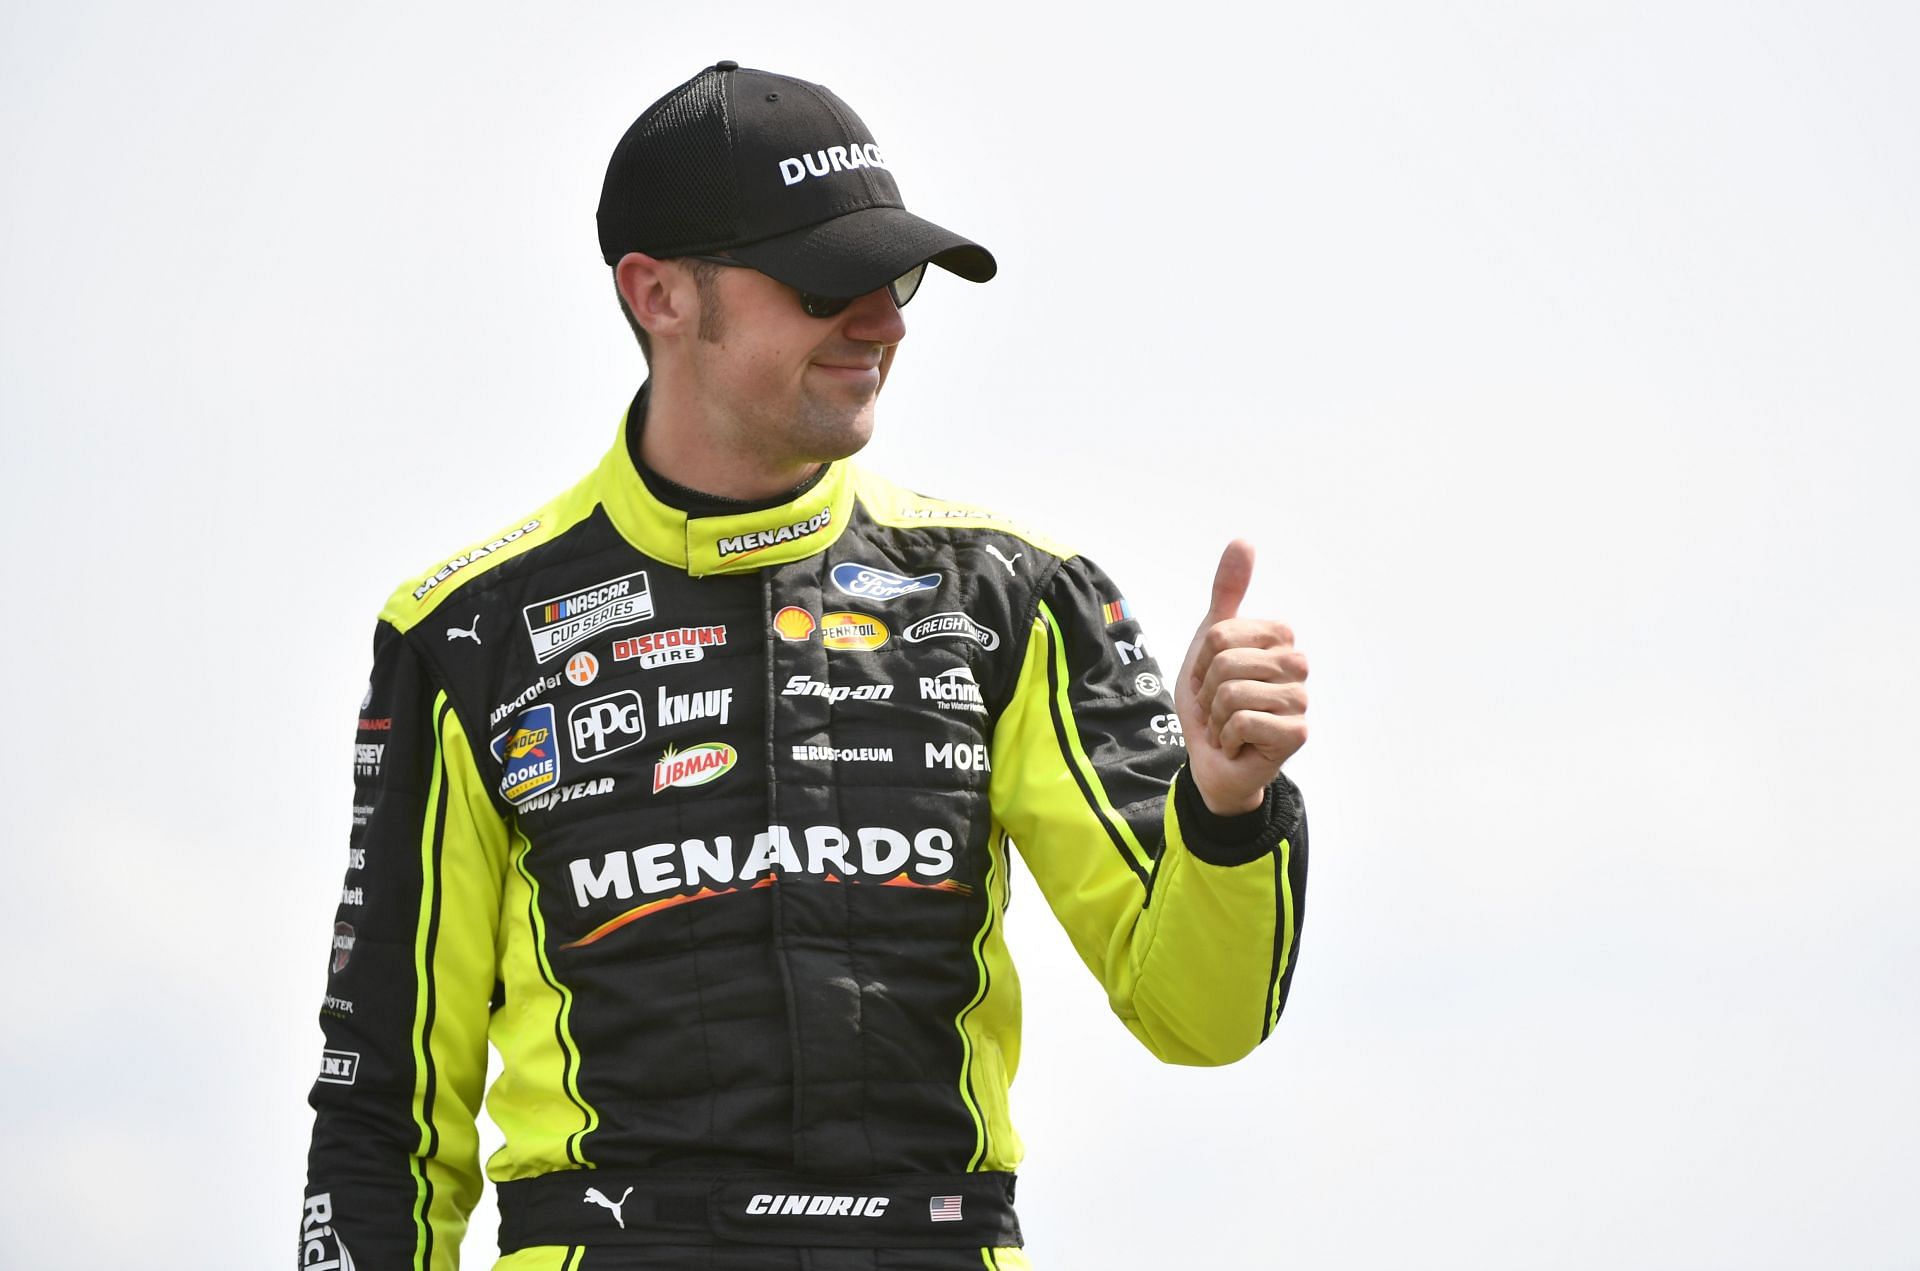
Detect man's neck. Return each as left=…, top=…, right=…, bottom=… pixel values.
left=638, top=375, right=822, bottom=501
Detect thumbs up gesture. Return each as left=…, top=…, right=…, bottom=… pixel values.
left=1175, top=540, right=1310, bottom=816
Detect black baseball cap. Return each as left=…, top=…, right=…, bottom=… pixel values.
left=597, top=61, right=996, bottom=300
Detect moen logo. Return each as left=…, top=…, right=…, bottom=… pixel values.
left=301, top=1192, right=359, bottom=1270
left=820, top=611, right=888, bottom=651
left=653, top=742, right=736, bottom=793
left=747, top=1193, right=890, bottom=1217
left=522, top=570, right=654, bottom=663
left=926, top=741, right=992, bottom=772
left=830, top=561, right=942, bottom=601
left=317, top=1049, right=360, bottom=1086
left=716, top=508, right=831, bottom=559
left=569, top=690, right=645, bottom=763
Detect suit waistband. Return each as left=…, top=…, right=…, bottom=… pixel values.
left=497, top=1168, right=1021, bottom=1250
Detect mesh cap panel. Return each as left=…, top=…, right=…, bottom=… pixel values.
left=596, top=68, right=738, bottom=261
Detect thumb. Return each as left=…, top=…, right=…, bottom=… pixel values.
left=1206, top=539, right=1256, bottom=623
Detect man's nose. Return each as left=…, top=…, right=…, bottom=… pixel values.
left=841, top=285, right=907, bottom=344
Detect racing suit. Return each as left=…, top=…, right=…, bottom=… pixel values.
left=301, top=397, right=1310, bottom=1270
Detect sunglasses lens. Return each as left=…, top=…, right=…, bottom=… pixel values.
left=798, top=263, right=927, bottom=318
left=889, top=263, right=927, bottom=308
left=799, top=292, right=851, bottom=319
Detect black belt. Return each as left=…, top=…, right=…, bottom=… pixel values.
left=497, top=1169, right=1021, bottom=1250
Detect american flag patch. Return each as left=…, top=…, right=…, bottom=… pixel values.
left=929, top=1194, right=964, bottom=1222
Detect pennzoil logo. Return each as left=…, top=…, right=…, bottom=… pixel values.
left=820, top=611, right=888, bottom=651
left=491, top=703, right=561, bottom=804
left=652, top=742, right=736, bottom=793
left=523, top=570, right=654, bottom=663
left=716, top=508, right=832, bottom=560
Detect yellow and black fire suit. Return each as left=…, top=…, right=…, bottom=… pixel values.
left=301, top=399, right=1310, bottom=1270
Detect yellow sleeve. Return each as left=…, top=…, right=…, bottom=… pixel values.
left=302, top=620, right=509, bottom=1269
left=988, top=557, right=1307, bottom=1065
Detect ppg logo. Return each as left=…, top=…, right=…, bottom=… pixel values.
left=568, top=690, right=645, bottom=763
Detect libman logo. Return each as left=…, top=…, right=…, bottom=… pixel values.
left=652, top=742, right=736, bottom=794
left=490, top=703, right=561, bottom=804
left=820, top=611, right=888, bottom=651
left=716, top=508, right=831, bottom=561
left=564, top=822, right=969, bottom=948
left=522, top=570, right=654, bottom=663
left=301, top=1193, right=358, bottom=1270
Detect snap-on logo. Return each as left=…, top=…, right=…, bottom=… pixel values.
left=746, top=1193, right=891, bottom=1217
left=778, top=144, right=889, bottom=186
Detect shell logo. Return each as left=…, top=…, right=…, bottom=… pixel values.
left=773, top=606, right=817, bottom=642
left=565, top=650, right=600, bottom=686
left=820, top=611, right=889, bottom=652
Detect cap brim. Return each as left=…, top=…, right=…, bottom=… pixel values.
left=726, top=205, right=996, bottom=299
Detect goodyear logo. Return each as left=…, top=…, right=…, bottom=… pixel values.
left=491, top=703, right=561, bottom=804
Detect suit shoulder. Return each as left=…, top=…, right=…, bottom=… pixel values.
left=376, top=470, right=602, bottom=634
left=850, top=466, right=1077, bottom=561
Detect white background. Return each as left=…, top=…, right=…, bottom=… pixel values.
left=3, top=2, right=1916, bottom=1267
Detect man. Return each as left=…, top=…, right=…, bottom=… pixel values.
left=302, top=61, right=1310, bottom=1271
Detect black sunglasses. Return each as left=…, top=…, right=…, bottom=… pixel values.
left=677, top=255, right=927, bottom=319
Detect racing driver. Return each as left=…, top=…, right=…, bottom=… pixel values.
left=301, top=61, right=1312, bottom=1271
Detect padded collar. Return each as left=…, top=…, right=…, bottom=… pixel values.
left=592, top=402, right=855, bottom=577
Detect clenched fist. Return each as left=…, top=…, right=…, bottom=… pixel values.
left=1175, top=540, right=1309, bottom=815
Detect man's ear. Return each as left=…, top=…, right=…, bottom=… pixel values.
left=615, top=252, right=693, bottom=340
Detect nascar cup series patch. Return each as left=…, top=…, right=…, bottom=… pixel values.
left=523, top=571, right=654, bottom=663
left=491, top=703, right=562, bottom=804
